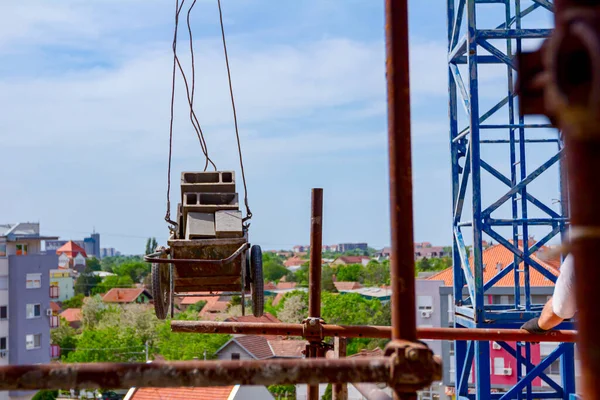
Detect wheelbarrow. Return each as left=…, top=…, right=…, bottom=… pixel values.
left=144, top=234, right=264, bottom=319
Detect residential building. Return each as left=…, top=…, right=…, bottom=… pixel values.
left=330, top=256, right=371, bottom=266
left=49, top=269, right=75, bottom=302
left=337, top=243, right=368, bottom=253
left=414, top=242, right=450, bottom=260
left=333, top=281, right=363, bottom=292
left=59, top=308, right=82, bottom=329
left=100, top=247, right=120, bottom=258
left=0, top=222, right=58, bottom=400
left=284, top=256, right=305, bottom=271
left=45, top=240, right=84, bottom=254
left=101, top=288, right=152, bottom=304
left=56, top=241, right=87, bottom=272
left=427, top=241, right=574, bottom=395
left=124, top=385, right=274, bottom=400
left=375, top=247, right=392, bottom=260
left=215, top=335, right=306, bottom=361
left=293, top=245, right=309, bottom=253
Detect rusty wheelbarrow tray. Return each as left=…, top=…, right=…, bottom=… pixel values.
left=144, top=235, right=264, bottom=320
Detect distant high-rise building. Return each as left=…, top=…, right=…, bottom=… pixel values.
left=100, top=248, right=119, bottom=258
left=337, top=243, right=368, bottom=253
left=83, top=232, right=100, bottom=259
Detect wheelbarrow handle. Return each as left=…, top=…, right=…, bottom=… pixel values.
left=144, top=243, right=250, bottom=266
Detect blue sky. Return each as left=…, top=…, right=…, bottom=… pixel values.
left=0, top=1, right=560, bottom=255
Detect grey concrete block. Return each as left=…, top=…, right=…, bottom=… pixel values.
left=183, top=192, right=239, bottom=219
left=215, top=210, right=243, bottom=238
left=180, top=171, right=236, bottom=197
left=185, top=212, right=216, bottom=240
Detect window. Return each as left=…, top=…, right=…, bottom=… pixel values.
left=26, top=273, right=41, bottom=289
left=0, top=337, right=6, bottom=357
left=231, top=353, right=240, bottom=360
left=0, top=277, right=7, bottom=290
left=16, top=244, right=28, bottom=256
left=26, top=334, right=41, bottom=350
left=417, top=295, right=433, bottom=311
left=26, top=304, right=41, bottom=319
left=545, top=359, right=561, bottom=375
left=493, top=357, right=505, bottom=375
left=0, top=243, right=5, bottom=257
left=0, top=306, right=7, bottom=320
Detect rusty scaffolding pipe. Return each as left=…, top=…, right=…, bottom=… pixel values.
left=307, top=188, right=324, bottom=400
left=0, top=358, right=437, bottom=391
left=385, top=0, right=417, bottom=344
left=171, top=321, right=577, bottom=342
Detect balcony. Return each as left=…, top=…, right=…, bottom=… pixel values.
left=49, top=285, right=59, bottom=299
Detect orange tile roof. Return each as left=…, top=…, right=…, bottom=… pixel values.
left=426, top=243, right=559, bottom=287
left=269, top=339, right=307, bottom=358
left=276, top=282, right=297, bottom=290
left=272, top=292, right=286, bottom=306
left=199, top=295, right=230, bottom=315
left=102, top=288, right=151, bottom=303
left=49, top=301, right=61, bottom=313
left=234, top=336, right=273, bottom=359
left=284, top=256, right=305, bottom=267
left=333, top=256, right=370, bottom=265
left=180, top=292, right=215, bottom=306
left=56, top=241, right=87, bottom=258
left=264, top=282, right=277, bottom=291
left=60, top=308, right=82, bottom=322
left=334, top=281, right=363, bottom=291
left=129, top=387, right=235, bottom=400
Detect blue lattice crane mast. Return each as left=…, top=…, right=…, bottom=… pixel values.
left=447, top=0, right=576, bottom=398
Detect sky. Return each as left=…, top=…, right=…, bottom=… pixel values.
left=0, top=1, right=560, bottom=255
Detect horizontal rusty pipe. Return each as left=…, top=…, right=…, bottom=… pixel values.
left=171, top=321, right=577, bottom=343
left=0, top=357, right=440, bottom=391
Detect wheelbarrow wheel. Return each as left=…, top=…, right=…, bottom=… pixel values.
left=152, top=263, right=171, bottom=320
left=250, top=245, right=264, bottom=317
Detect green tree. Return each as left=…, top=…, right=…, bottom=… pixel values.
left=263, top=253, right=289, bottom=282
left=81, top=295, right=108, bottom=329
left=50, top=320, right=78, bottom=359
left=321, top=384, right=332, bottom=400
left=268, top=385, right=296, bottom=400
left=145, top=237, right=158, bottom=255
left=362, top=260, right=390, bottom=286
left=92, top=275, right=134, bottom=295
left=60, top=294, right=84, bottom=309
left=86, top=257, right=102, bottom=272
left=113, top=261, right=151, bottom=283
left=416, top=257, right=433, bottom=272
left=335, top=264, right=363, bottom=282
left=74, top=265, right=101, bottom=296
left=153, top=321, right=230, bottom=360
left=32, top=390, right=58, bottom=400
left=101, top=255, right=145, bottom=273
left=290, top=264, right=309, bottom=286
left=321, top=265, right=337, bottom=292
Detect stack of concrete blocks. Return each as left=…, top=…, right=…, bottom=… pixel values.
left=179, top=171, right=244, bottom=240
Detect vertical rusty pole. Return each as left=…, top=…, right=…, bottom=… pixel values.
left=385, top=0, right=417, bottom=342
left=332, top=337, right=348, bottom=400
left=307, top=188, right=324, bottom=400
left=385, top=1, right=417, bottom=398
left=309, top=188, right=324, bottom=318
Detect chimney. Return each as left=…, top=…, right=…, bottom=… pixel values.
left=496, top=262, right=503, bottom=273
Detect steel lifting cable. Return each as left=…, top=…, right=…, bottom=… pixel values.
left=217, top=0, right=252, bottom=221
left=165, top=0, right=218, bottom=227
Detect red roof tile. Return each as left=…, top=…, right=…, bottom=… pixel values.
left=102, top=288, right=151, bottom=303
left=264, top=282, right=277, bottom=290
left=56, top=241, right=87, bottom=258
left=180, top=292, right=215, bottom=305
left=276, top=282, right=297, bottom=290
left=49, top=301, right=61, bottom=313
left=268, top=339, right=307, bottom=358
left=234, top=336, right=273, bottom=359
left=333, top=256, right=370, bottom=265
left=426, top=242, right=559, bottom=287
left=60, top=308, right=82, bottom=322
left=272, top=292, right=286, bottom=306
left=129, top=387, right=235, bottom=400
left=284, top=256, right=305, bottom=268
left=334, top=281, right=363, bottom=291
left=199, top=296, right=230, bottom=315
